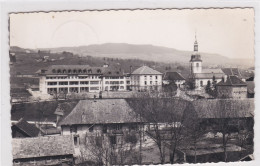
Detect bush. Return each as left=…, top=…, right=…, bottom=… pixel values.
left=125, top=133, right=138, bottom=144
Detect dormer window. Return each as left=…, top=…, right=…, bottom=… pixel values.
left=97, top=69, right=101, bottom=73
left=88, top=69, right=92, bottom=73
left=83, top=69, right=86, bottom=73
left=52, top=69, right=56, bottom=73
left=78, top=69, right=82, bottom=73
left=57, top=69, right=61, bottom=73
left=63, top=69, right=66, bottom=73
left=73, top=69, right=77, bottom=73
left=108, top=71, right=111, bottom=74
left=68, top=69, right=71, bottom=73
left=116, top=71, right=119, bottom=74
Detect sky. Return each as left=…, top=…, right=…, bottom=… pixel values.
left=10, top=8, right=254, bottom=59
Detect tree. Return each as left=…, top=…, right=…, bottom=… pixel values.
left=128, top=93, right=192, bottom=164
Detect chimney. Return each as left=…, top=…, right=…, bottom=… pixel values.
left=223, top=75, right=227, bottom=82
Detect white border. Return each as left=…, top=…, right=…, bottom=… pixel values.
left=1, top=0, right=260, bottom=166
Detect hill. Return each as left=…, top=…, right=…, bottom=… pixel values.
left=23, top=43, right=254, bottom=67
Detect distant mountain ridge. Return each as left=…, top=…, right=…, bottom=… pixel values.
left=10, top=43, right=254, bottom=67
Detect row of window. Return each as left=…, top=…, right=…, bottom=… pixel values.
left=52, top=68, right=102, bottom=74
left=47, top=81, right=100, bottom=86
left=104, top=76, right=125, bottom=79
left=13, top=156, right=69, bottom=164
left=144, top=81, right=158, bottom=85
left=105, top=81, right=124, bottom=84
left=47, top=87, right=99, bottom=93
left=46, top=76, right=100, bottom=79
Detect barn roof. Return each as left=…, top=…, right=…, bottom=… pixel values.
left=12, top=135, right=74, bottom=159
left=131, top=66, right=162, bottom=75
left=59, top=99, right=141, bottom=126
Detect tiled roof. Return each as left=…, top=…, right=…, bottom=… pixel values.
left=193, top=73, right=225, bottom=79
left=59, top=99, right=141, bottom=126
left=192, top=99, right=254, bottom=119
left=131, top=66, right=162, bottom=75
left=12, top=119, right=40, bottom=137
left=163, top=72, right=185, bottom=81
left=247, top=81, right=255, bottom=94
left=12, top=135, right=75, bottom=159
left=217, top=75, right=247, bottom=86
left=221, top=68, right=242, bottom=78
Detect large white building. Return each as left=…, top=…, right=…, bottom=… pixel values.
left=37, top=65, right=131, bottom=94
left=130, top=66, right=163, bottom=91
left=189, top=36, right=225, bottom=90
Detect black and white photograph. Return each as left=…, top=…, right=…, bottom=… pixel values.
left=5, top=6, right=256, bottom=166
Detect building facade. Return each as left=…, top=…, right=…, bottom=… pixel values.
left=130, top=66, right=163, bottom=91
left=37, top=65, right=130, bottom=94
left=216, top=75, right=248, bottom=99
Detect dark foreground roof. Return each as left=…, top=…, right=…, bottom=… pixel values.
left=12, top=119, right=40, bottom=137
left=192, top=99, right=254, bottom=119
left=59, top=99, right=141, bottom=126
left=217, top=76, right=247, bottom=86
left=163, top=72, right=185, bottom=81
left=12, top=135, right=75, bottom=159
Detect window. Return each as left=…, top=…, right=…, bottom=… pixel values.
left=74, top=135, right=79, bottom=146
left=73, top=69, right=77, bottom=73
left=103, top=125, right=107, bottom=133
left=46, top=157, right=51, bottom=161
left=120, top=86, right=124, bottom=89
left=196, top=63, right=199, bottom=67
left=90, top=81, right=99, bottom=85
left=70, top=81, right=78, bottom=85
left=110, top=136, right=117, bottom=145
left=89, top=125, right=94, bottom=132
left=70, top=126, right=77, bottom=133
left=144, top=81, right=147, bottom=85
left=200, top=81, right=203, bottom=87
left=120, top=81, right=124, bottom=84
left=155, top=76, right=158, bottom=79
left=105, top=81, right=109, bottom=84
left=115, top=124, right=122, bottom=130
left=150, top=81, right=152, bottom=85
left=52, top=69, right=56, bottom=73
left=63, top=69, right=66, bottom=73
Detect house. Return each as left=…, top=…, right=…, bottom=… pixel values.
left=58, top=99, right=143, bottom=146
left=163, top=71, right=185, bottom=88
left=189, top=35, right=225, bottom=90
left=12, top=135, right=75, bottom=166
left=216, top=75, right=248, bottom=99
left=37, top=65, right=130, bottom=94
left=12, top=118, right=41, bottom=138
left=130, top=66, right=163, bottom=91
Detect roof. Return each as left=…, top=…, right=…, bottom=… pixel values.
left=221, top=68, right=242, bottom=78
left=163, top=72, right=185, bottom=81
left=216, top=75, right=247, bottom=86
left=247, top=81, right=255, bottom=94
left=59, top=99, right=141, bottom=126
left=193, top=73, right=225, bottom=79
left=11, top=101, right=78, bottom=122
left=190, top=54, right=202, bottom=62
left=12, top=135, right=75, bottom=159
left=131, top=66, right=162, bottom=75
left=12, top=119, right=40, bottom=137
left=192, top=99, right=254, bottom=119
left=203, top=69, right=224, bottom=74
left=36, top=65, right=125, bottom=76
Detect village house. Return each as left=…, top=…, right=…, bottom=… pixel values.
left=216, top=75, right=248, bottom=99
left=130, top=66, right=163, bottom=91
left=12, top=135, right=75, bottom=166
left=37, top=65, right=130, bottom=95
left=163, top=71, right=186, bottom=88
left=58, top=99, right=143, bottom=145
left=189, top=35, right=225, bottom=90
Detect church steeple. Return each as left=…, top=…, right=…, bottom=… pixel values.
left=194, top=32, right=198, bottom=52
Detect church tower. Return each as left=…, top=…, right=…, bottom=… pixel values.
left=190, top=34, right=202, bottom=74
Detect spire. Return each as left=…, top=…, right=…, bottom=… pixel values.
left=194, top=31, right=198, bottom=52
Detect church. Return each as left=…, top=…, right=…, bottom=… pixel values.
left=189, top=35, right=225, bottom=90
